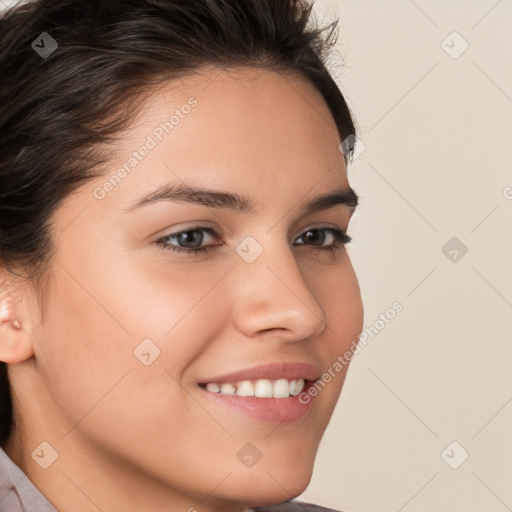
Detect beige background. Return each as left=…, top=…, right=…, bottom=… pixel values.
left=2, top=0, right=511, bottom=511
left=297, top=1, right=512, bottom=511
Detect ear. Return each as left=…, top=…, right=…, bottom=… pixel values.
left=0, top=269, right=35, bottom=364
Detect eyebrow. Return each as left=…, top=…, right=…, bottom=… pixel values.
left=124, top=182, right=359, bottom=216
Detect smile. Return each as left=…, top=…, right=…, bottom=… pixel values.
left=200, top=378, right=307, bottom=398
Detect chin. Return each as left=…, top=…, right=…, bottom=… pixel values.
left=216, top=456, right=314, bottom=507
left=243, top=473, right=311, bottom=508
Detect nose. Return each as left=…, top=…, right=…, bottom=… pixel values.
left=231, top=234, right=327, bottom=343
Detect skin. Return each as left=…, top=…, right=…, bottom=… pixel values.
left=0, top=66, right=364, bottom=512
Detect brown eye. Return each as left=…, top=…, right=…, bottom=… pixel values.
left=294, top=228, right=351, bottom=251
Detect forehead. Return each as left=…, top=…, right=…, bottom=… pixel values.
left=84, top=66, right=349, bottom=216
left=122, top=65, right=342, bottom=157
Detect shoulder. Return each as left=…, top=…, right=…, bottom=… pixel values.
left=252, top=499, right=346, bottom=512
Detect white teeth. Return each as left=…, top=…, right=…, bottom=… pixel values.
left=220, top=383, right=236, bottom=395
left=254, top=379, right=273, bottom=398
left=204, top=378, right=305, bottom=398
left=236, top=380, right=254, bottom=397
left=289, top=379, right=301, bottom=396
left=273, top=378, right=290, bottom=398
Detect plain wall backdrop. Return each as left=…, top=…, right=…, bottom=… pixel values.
left=298, top=1, right=512, bottom=511
left=1, top=1, right=511, bottom=511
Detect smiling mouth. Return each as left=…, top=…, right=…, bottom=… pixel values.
left=198, top=378, right=318, bottom=398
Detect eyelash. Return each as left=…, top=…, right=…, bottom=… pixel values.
left=156, top=225, right=352, bottom=257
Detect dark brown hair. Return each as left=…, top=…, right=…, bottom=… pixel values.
left=0, top=0, right=358, bottom=446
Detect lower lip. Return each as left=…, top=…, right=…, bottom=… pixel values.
left=198, top=380, right=316, bottom=424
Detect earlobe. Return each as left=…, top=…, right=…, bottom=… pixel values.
left=11, top=318, right=22, bottom=329
left=0, top=280, right=33, bottom=363
left=0, top=296, right=22, bottom=329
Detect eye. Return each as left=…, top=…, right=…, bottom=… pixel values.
left=155, top=225, right=351, bottom=257
left=293, top=227, right=352, bottom=256
left=156, top=225, right=220, bottom=256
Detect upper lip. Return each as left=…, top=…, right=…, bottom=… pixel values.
left=198, top=362, right=322, bottom=384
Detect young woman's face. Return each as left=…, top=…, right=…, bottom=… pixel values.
left=9, top=67, right=363, bottom=511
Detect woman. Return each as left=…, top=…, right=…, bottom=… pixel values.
left=0, top=0, right=364, bottom=510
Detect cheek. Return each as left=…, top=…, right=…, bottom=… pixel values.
left=36, top=258, right=219, bottom=424
left=35, top=276, right=134, bottom=427
left=113, top=247, right=233, bottom=336
left=309, top=253, right=364, bottom=339
left=36, top=276, right=206, bottom=458
left=309, top=256, right=363, bottom=401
